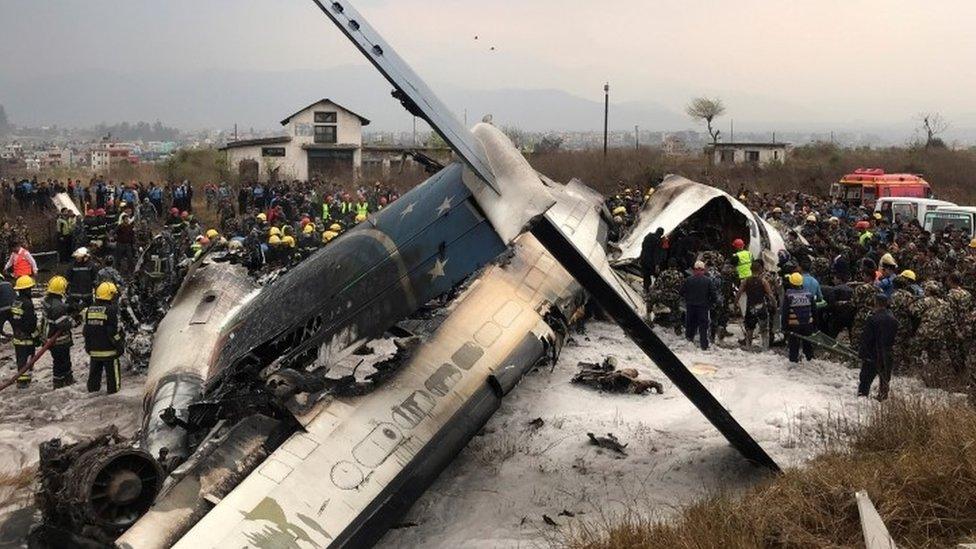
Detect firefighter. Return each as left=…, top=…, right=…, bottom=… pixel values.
left=43, top=276, right=75, bottom=388
left=11, top=275, right=40, bottom=388
left=83, top=282, right=124, bottom=394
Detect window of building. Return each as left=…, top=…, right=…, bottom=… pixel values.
left=745, top=150, right=760, bottom=163
left=719, top=149, right=735, bottom=163
left=314, top=125, right=338, bottom=144
left=262, top=147, right=286, bottom=157
left=314, top=111, right=337, bottom=123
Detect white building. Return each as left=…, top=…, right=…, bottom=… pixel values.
left=91, top=142, right=137, bottom=172
left=706, top=142, right=790, bottom=166
left=221, top=99, right=370, bottom=183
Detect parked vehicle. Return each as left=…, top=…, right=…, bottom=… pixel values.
left=874, top=197, right=955, bottom=225
left=831, top=168, right=932, bottom=208
left=923, top=206, right=976, bottom=239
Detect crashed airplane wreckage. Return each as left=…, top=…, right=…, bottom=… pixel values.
left=31, top=1, right=782, bottom=547
left=613, top=174, right=788, bottom=274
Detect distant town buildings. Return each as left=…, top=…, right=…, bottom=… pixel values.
left=706, top=142, right=790, bottom=166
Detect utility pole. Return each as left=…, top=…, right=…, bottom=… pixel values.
left=234, top=123, right=238, bottom=141
left=635, top=125, right=639, bottom=151
left=730, top=119, right=734, bottom=143
left=603, top=83, right=610, bottom=157
left=412, top=116, right=417, bottom=147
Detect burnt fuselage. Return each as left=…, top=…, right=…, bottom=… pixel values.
left=208, top=163, right=506, bottom=392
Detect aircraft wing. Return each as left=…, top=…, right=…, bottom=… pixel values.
left=312, top=0, right=778, bottom=472
left=311, top=0, right=553, bottom=245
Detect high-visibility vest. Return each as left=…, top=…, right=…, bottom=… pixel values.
left=734, top=250, right=753, bottom=280
left=859, top=231, right=873, bottom=246
left=57, top=217, right=75, bottom=236
left=322, top=203, right=330, bottom=220
left=356, top=202, right=369, bottom=217
left=12, top=248, right=34, bottom=278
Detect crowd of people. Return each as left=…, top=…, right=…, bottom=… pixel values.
left=4, top=173, right=974, bottom=404
left=0, top=175, right=401, bottom=394
left=634, top=188, right=976, bottom=401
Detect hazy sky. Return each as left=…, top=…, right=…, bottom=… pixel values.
left=3, top=0, right=974, bottom=130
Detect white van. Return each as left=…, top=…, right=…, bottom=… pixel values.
left=874, top=197, right=955, bottom=225
left=922, top=206, right=976, bottom=239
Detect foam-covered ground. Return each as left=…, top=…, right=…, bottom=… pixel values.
left=0, top=321, right=949, bottom=548
left=377, top=321, right=948, bottom=548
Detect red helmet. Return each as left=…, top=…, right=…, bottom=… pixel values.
left=732, top=238, right=745, bottom=250
left=95, top=208, right=106, bottom=216
left=181, top=211, right=189, bottom=219
left=170, top=207, right=179, bottom=215
left=85, top=209, right=95, bottom=217
left=855, top=220, right=870, bottom=230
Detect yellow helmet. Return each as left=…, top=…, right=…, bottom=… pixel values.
left=269, top=227, right=282, bottom=237
left=900, top=269, right=917, bottom=282
left=282, top=235, right=296, bottom=248
left=302, top=224, right=315, bottom=234
left=268, top=234, right=281, bottom=245
left=355, top=213, right=367, bottom=223
left=329, top=223, right=342, bottom=232
left=788, top=272, right=804, bottom=287
left=14, top=275, right=35, bottom=291
left=969, top=238, right=976, bottom=249
left=322, top=230, right=338, bottom=243
left=873, top=212, right=883, bottom=220
left=612, top=206, right=627, bottom=216
left=256, top=213, right=267, bottom=222
left=95, top=281, right=118, bottom=301
left=47, top=275, right=68, bottom=296
left=205, top=229, right=219, bottom=239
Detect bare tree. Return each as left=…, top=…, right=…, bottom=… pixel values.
left=686, top=97, right=726, bottom=144
left=916, top=112, right=949, bottom=149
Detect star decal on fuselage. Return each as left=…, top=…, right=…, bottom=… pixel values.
left=436, top=196, right=453, bottom=216
left=399, top=201, right=416, bottom=219
left=428, top=257, right=448, bottom=280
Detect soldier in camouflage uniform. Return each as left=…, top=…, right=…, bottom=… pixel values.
left=705, top=259, right=736, bottom=342
left=909, top=280, right=952, bottom=366
left=890, top=273, right=918, bottom=371
left=945, top=273, right=972, bottom=373
left=849, top=266, right=880, bottom=348
left=811, top=256, right=831, bottom=286
left=650, top=262, right=685, bottom=332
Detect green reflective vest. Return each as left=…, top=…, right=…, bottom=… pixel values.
left=734, top=250, right=753, bottom=280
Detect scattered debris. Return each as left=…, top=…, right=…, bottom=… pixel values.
left=558, top=509, right=576, bottom=518
left=542, top=515, right=558, bottom=527
left=572, top=357, right=663, bottom=395
left=587, top=432, right=628, bottom=456
left=390, top=521, right=419, bottom=530
left=527, top=417, right=545, bottom=429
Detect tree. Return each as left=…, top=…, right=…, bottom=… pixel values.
left=916, top=112, right=949, bottom=149
left=685, top=97, right=726, bottom=144
left=0, top=105, right=10, bottom=136
left=534, top=134, right=564, bottom=154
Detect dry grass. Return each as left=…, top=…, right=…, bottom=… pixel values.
left=530, top=144, right=976, bottom=203
left=0, top=466, right=36, bottom=508
left=562, top=396, right=976, bottom=549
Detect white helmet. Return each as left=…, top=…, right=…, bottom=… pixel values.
left=72, top=247, right=89, bottom=259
